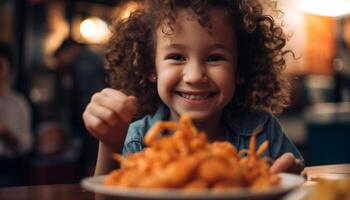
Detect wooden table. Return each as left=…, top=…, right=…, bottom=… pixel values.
left=0, top=184, right=121, bottom=200
left=0, top=164, right=349, bottom=200
left=282, top=164, right=350, bottom=200
left=304, top=163, right=350, bottom=183
left=0, top=184, right=95, bottom=200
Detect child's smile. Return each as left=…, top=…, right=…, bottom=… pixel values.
left=155, top=8, right=237, bottom=124
left=176, top=91, right=216, bottom=105
left=178, top=93, right=210, bottom=100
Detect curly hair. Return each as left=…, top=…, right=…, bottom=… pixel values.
left=105, top=0, right=292, bottom=119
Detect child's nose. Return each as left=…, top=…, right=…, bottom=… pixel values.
left=182, top=62, right=208, bottom=84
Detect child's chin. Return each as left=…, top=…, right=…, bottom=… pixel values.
left=183, top=111, right=211, bottom=122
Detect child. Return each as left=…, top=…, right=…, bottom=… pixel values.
left=83, top=0, right=304, bottom=175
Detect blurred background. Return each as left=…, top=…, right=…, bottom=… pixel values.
left=0, top=0, right=349, bottom=187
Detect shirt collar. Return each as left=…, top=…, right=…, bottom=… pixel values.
left=151, top=104, right=268, bottom=136
left=222, top=108, right=268, bottom=136
left=150, top=104, right=170, bottom=123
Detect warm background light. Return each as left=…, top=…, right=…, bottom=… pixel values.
left=300, top=0, right=350, bottom=18
left=120, top=1, right=140, bottom=20
left=113, top=1, right=143, bottom=20
left=79, top=17, right=110, bottom=44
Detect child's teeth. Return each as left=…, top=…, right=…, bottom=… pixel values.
left=181, top=93, right=209, bottom=100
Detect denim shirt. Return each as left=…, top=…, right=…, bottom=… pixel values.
left=122, top=104, right=303, bottom=161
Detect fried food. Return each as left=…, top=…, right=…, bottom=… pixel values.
left=105, top=114, right=280, bottom=191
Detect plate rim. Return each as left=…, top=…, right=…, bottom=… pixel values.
left=81, top=173, right=305, bottom=199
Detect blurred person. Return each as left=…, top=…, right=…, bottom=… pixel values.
left=334, top=17, right=350, bottom=102
left=31, top=121, right=81, bottom=184
left=0, top=43, right=33, bottom=186
left=34, top=121, right=81, bottom=161
left=36, top=122, right=69, bottom=157
left=53, top=38, right=105, bottom=177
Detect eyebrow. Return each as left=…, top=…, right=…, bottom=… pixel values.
left=163, top=43, right=231, bottom=51
left=163, top=43, right=187, bottom=50
left=207, top=44, right=232, bottom=51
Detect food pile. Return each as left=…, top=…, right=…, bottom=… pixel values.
left=105, top=114, right=280, bottom=191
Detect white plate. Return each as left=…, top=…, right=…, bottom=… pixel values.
left=81, top=173, right=305, bottom=200
left=282, top=185, right=313, bottom=200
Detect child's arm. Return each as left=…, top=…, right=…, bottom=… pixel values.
left=82, top=88, right=138, bottom=174
left=264, top=114, right=304, bottom=174
left=94, top=142, right=120, bottom=175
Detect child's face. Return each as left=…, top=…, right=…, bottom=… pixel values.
left=155, top=9, right=237, bottom=123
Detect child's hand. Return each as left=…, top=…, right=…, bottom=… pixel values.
left=83, top=88, right=138, bottom=152
left=270, top=153, right=304, bottom=174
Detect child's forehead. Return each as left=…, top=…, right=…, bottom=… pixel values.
left=155, top=8, right=237, bottom=54
left=156, top=8, right=233, bottom=37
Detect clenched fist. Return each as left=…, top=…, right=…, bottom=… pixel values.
left=83, top=88, right=138, bottom=152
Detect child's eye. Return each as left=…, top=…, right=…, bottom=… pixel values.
left=165, top=54, right=186, bottom=61
left=206, top=55, right=225, bottom=62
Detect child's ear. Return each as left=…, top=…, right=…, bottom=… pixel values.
left=147, top=74, right=157, bottom=83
